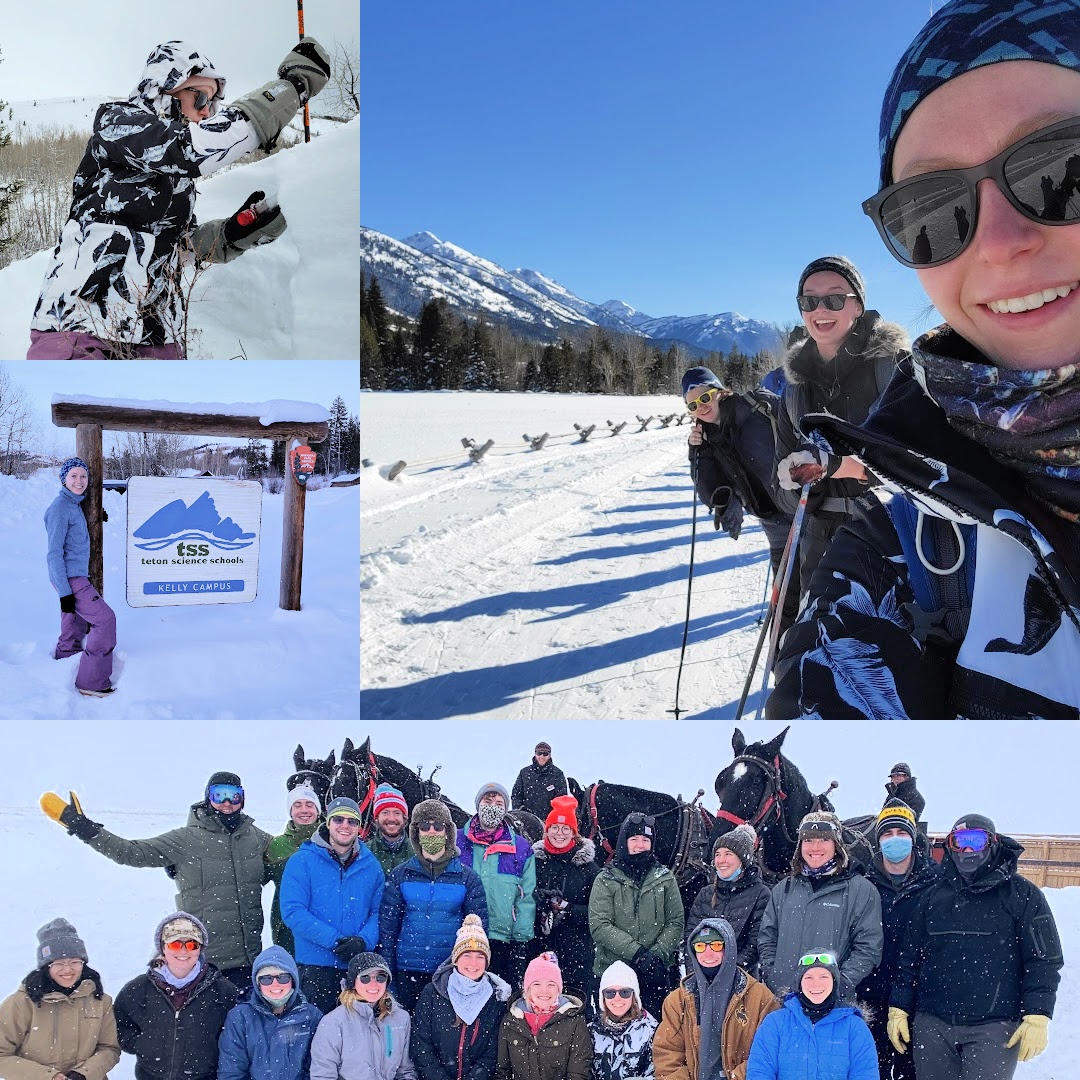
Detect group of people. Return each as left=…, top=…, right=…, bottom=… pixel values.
left=18, top=743, right=1063, bottom=1080
left=685, top=0, right=1080, bottom=720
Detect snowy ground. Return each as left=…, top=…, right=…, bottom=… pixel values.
left=361, top=391, right=782, bottom=720
left=0, top=721, right=1075, bottom=1080
left=0, top=471, right=359, bottom=719
left=0, top=116, right=359, bottom=360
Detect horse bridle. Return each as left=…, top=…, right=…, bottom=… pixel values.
left=715, top=753, right=791, bottom=837
left=331, top=753, right=380, bottom=838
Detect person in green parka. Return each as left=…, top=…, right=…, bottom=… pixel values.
left=589, top=812, right=684, bottom=1020
left=266, top=786, right=323, bottom=956
left=42, top=771, right=272, bottom=992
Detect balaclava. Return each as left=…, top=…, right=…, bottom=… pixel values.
left=948, top=813, right=997, bottom=880
left=797, top=952, right=841, bottom=1023
left=205, top=771, right=244, bottom=832
left=613, top=814, right=656, bottom=884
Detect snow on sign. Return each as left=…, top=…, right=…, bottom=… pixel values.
left=126, top=477, right=262, bottom=608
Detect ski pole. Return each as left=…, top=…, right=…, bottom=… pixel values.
left=297, top=0, right=311, bottom=144
left=756, top=559, right=771, bottom=624
left=669, top=446, right=699, bottom=720
left=753, top=483, right=811, bottom=721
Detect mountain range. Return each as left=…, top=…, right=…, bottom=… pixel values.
left=360, top=225, right=781, bottom=357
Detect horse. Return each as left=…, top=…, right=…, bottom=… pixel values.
left=567, top=776, right=715, bottom=911
left=713, top=727, right=874, bottom=883
left=287, top=744, right=336, bottom=806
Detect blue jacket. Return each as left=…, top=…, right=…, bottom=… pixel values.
left=44, top=486, right=90, bottom=596
left=380, top=854, right=489, bottom=974
left=746, top=995, right=878, bottom=1080
left=217, top=946, right=323, bottom=1080
left=280, top=831, right=384, bottom=968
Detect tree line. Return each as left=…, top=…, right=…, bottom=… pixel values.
left=362, top=272, right=782, bottom=396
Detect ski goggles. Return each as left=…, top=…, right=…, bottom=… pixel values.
left=863, top=116, right=1080, bottom=268
left=796, top=293, right=858, bottom=312
left=686, top=388, right=722, bottom=412
left=164, top=940, right=201, bottom=953
left=358, top=971, right=390, bottom=984
left=207, top=784, right=244, bottom=805
left=256, top=973, right=293, bottom=986
left=798, top=952, right=837, bottom=967
left=947, top=828, right=991, bottom=852
left=692, top=939, right=725, bottom=954
left=602, top=987, right=635, bottom=999
left=180, top=88, right=213, bottom=111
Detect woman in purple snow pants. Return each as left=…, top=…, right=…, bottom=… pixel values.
left=43, top=456, right=117, bottom=696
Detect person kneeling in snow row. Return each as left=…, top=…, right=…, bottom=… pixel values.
left=27, top=37, right=331, bottom=359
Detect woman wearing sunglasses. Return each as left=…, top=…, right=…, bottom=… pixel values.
left=311, top=953, right=416, bottom=1080
left=887, top=815, right=1062, bottom=1080
left=0, top=918, right=120, bottom=1080
left=218, top=945, right=322, bottom=1080
left=113, top=913, right=239, bottom=1080
left=768, top=0, right=1080, bottom=720
left=26, top=36, right=329, bottom=359
left=746, top=952, right=877, bottom=1080
left=773, top=256, right=910, bottom=610
left=652, top=918, right=778, bottom=1080
left=588, top=961, right=658, bottom=1080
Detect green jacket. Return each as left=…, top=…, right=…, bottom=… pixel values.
left=266, top=819, right=319, bottom=955
left=588, top=862, right=685, bottom=976
left=85, top=803, right=272, bottom=970
left=364, top=832, right=413, bottom=877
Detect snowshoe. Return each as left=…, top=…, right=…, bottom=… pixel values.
left=78, top=686, right=116, bottom=698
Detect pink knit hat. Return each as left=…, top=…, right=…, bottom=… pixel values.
left=523, top=950, right=563, bottom=993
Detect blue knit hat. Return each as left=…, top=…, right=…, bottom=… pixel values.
left=878, top=0, right=1080, bottom=188
left=59, top=457, right=89, bottom=485
left=681, top=366, right=725, bottom=398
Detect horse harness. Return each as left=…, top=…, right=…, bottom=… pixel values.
left=331, top=751, right=380, bottom=840
left=715, top=753, right=799, bottom=846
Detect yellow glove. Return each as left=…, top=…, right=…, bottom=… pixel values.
left=1005, top=1014, right=1049, bottom=1062
left=887, top=1007, right=910, bottom=1054
left=40, top=790, right=82, bottom=825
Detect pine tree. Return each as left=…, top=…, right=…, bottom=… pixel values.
left=0, top=51, right=22, bottom=257
left=361, top=318, right=383, bottom=388
left=464, top=317, right=495, bottom=390
left=344, top=414, right=361, bottom=473
left=327, top=395, right=349, bottom=474
left=244, top=438, right=269, bottom=480
left=522, top=355, right=542, bottom=392
left=416, top=298, right=452, bottom=389
left=270, top=439, right=286, bottom=476
left=385, top=328, right=412, bottom=390
left=365, top=276, right=391, bottom=353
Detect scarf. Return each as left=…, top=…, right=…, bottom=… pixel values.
left=155, top=958, right=203, bottom=989
left=797, top=987, right=838, bottom=1024
left=378, top=832, right=407, bottom=852
left=800, top=858, right=838, bottom=878
left=692, top=957, right=736, bottom=1080
left=467, top=820, right=510, bottom=848
left=448, top=969, right=493, bottom=1025
left=522, top=1004, right=557, bottom=1037
left=543, top=835, right=576, bottom=856
left=915, top=343, right=1080, bottom=520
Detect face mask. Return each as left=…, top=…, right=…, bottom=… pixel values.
left=419, top=833, right=447, bottom=856
left=951, top=847, right=991, bottom=878
left=717, top=866, right=742, bottom=881
left=477, top=803, right=505, bottom=829
left=880, top=835, right=913, bottom=863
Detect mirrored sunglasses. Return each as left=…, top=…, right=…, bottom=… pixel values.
left=686, top=388, right=721, bottom=413
left=863, top=116, right=1080, bottom=268
left=692, top=939, right=725, bottom=953
left=947, top=828, right=990, bottom=852
left=330, top=814, right=360, bottom=826
left=799, top=952, right=836, bottom=967
left=796, top=293, right=857, bottom=312
left=165, top=940, right=201, bottom=953
left=207, top=784, right=244, bottom=805
left=602, top=987, right=635, bottom=999
left=181, top=88, right=213, bottom=110
left=358, top=971, right=390, bottom=984
left=256, top=973, right=293, bottom=986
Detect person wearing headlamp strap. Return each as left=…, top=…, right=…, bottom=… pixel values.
left=888, top=814, right=1062, bottom=1080
left=767, top=0, right=1080, bottom=721
left=40, top=774, right=272, bottom=991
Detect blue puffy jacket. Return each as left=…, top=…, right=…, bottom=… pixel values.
left=217, top=946, right=323, bottom=1080
left=380, top=855, right=488, bottom=974
left=746, top=994, right=878, bottom=1080
left=280, top=832, right=384, bottom=968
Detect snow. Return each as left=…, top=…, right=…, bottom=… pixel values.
left=0, top=119, right=359, bottom=360
left=52, top=394, right=330, bottom=426
left=0, top=471, right=358, bottom=719
left=0, top=720, right=1075, bottom=1080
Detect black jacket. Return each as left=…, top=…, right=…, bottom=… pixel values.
left=532, top=838, right=601, bottom=986
left=692, top=389, right=796, bottom=521
left=883, top=777, right=925, bottom=821
left=856, top=849, right=940, bottom=1009
left=410, top=961, right=511, bottom=1080
left=114, top=963, right=240, bottom=1080
left=511, top=759, right=568, bottom=819
left=890, top=836, right=1062, bottom=1024
left=687, top=862, right=771, bottom=976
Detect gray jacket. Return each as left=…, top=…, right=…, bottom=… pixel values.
left=310, top=998, right=416, bottom=1080
left=757, top=869, right=882, bottom=1000
left=86, top=803, right=271, bottom=970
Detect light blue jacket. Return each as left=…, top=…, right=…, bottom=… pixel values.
left=44, top=486, right=90, bottom=596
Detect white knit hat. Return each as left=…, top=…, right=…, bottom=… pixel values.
left=288, top=785, right=321, bottom=813
left=599, top=959, right=640, bottom=998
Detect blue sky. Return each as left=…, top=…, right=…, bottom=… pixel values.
left=362, top=1, right=945, bottom=334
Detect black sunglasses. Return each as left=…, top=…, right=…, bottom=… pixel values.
left=863, top=116, right=1080, bottom=268
left=602, top=987, right=635, bottom=999
left=256, top=973, right=293, bottom=986
left=358, top=971, right=390, bottom=984
left=180, top=88, right=213, bottom=111
left=626, top=813, right=655, bottom=827
left=796, top=293, right=857, bottom=312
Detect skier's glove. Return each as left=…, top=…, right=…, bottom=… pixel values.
left=278, top=39, right=331, bottom=103
left=777, top=446, right=841, bottom=490
left=887, top=1007, right=910, bottom=1054
left=59, top=593, right=77, bottom=614
left=40, top=791, right=102, bottom=842
left=332, top=937, right=368, bottom=963
left=1006, top=1014, right=1049, bottom=1061
left=709, top=486, right=744, bottom=540
left=223, top=192, right=287, bottom=250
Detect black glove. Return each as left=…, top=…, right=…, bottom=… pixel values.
left=67, top=1072, right=86, bottom=1080
left=278, top=39, right=331, bottom=102
left=223, top=191, right=287, bottom=250
left=59, top=593, right=77, bottom=614
left=632, top=947, right=667, bottom=980
left=333, top=937, right=367, bottom=963
left=709, top=486, right=744, bottom=540
left=59, top=797, right=102, bottom=841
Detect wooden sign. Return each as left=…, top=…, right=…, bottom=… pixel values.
left=126, top=477, right=263, bottom=608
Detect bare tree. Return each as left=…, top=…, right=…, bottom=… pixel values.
left=0, top=363, right=35, bottom=475
left=317, top=38, right=359, bottom=121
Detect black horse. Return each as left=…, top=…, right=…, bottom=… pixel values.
left=287, top=745, right=336, bottom=806
left=713, top=727, right=873, bottom=883
left=567, top=777, right=715, bottom=911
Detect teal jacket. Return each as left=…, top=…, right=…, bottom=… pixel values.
left=457, top=822, right=536, bottom=944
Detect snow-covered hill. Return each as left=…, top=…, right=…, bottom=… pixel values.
left=4, top=95, right=115, bottom=136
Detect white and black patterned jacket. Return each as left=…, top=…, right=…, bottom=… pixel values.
left=31, top=41, right=260, bottom=346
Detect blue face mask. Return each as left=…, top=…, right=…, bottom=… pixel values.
left=879, top=835, right=913, bottom=863
left=718, top=866, right=742, bottom=881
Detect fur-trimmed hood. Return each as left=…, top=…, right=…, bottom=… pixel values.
left=508, top=992, right=585, bottom=1019
left=531, top=836, right=596, bottom=865
left=23, top=965, right=106, bottom=1005
left=782, top=311, right=910, bottom=387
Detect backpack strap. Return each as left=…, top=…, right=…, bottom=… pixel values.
left=874, top=354, right=898, bottom=398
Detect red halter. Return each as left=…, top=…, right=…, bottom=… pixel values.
left=716, top=754, right=786, bottom=830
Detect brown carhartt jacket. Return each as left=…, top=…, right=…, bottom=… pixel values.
left=0, top=976, right=121, bottom=1080
left=652, top=969, right=779, bottom=1080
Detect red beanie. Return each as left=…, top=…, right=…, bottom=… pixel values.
left=545, top=795, right=579, bottom=833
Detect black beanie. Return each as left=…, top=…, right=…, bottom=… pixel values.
left=951, top=813, right=996, bottom=837
left=207, top=771, right=242, bottom=790
left=681, top=366, right=725, bottom=398
left=797, top=256, right=865, bottom=309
